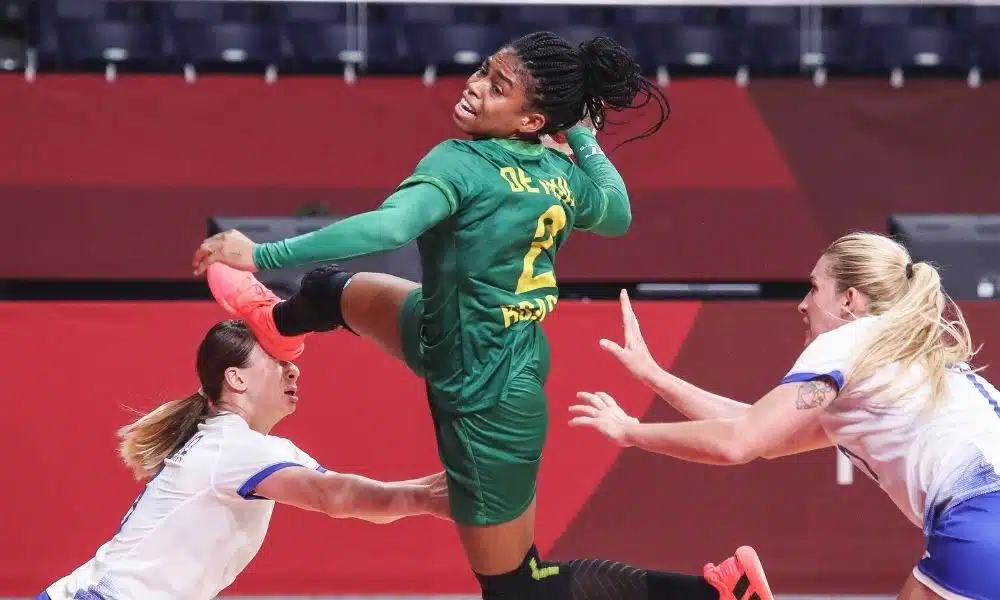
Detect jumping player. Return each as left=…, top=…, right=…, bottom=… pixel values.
left=193, top=32, right=773, bottom=600
left=574, top=232, right=1000, bottom=600
left=39, top=320, right=449, bottom=600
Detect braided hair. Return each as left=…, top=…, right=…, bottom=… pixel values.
left=509, top=31, right=669, bottom=145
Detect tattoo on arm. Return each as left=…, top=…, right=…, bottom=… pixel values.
left=795, top=379, right=836, bottom=410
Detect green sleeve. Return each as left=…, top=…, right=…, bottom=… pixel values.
left=253, top=183, right=453, bottom=270
left=397, top=139, right=480, bottom=214
left=565, top=126, right=632, bottom=237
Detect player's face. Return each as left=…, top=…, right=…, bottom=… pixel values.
left=243, top=345, right=301, bottom=420
left=798, top=255, right=851, bottom=346
left=453, top=51, right=546, bottom=139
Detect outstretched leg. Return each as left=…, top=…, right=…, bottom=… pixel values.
left=467, top=530, right=772, bottom=600
left=206, top=263, right=419, bottom=368
left=434, top=373, right=773, bottom=600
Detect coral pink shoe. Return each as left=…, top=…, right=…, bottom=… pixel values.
left=206, top=263, right=307, bottom=361
left=704, top=546, right=774, bottom=600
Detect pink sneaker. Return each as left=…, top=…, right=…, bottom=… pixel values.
left=704, top=546, right=774, bottom=600
left=206, top=263, right=307, bottom=361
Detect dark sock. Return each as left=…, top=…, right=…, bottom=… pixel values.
left=645, top=568, right=718, bottom=600
left=271, top=265, right=356, bottom=336
left=475, top=545, right=718, bottom=600
left=272, top=296, right=329, bottom=336
left=561, top=558, right=717, bottom=600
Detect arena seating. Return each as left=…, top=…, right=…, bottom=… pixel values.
left=22, top=1, right=1000, bottom=77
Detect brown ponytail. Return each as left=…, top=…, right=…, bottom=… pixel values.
left=116, top=319, right=259, bottom=480
left=118, top=393, right=214, bottom=480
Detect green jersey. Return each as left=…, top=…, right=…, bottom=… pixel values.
left=253, top=127, right=631, bottom=414
left=401, top=137, right=615, bottom=411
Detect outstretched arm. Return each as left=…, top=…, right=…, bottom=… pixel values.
left=192, top=182, right=453, bottom=274
left=254, top=183, right=452, bottom=270
left=603, top=290, right=750, bottom=420
left=565, top=126, right=632, bottom=237
left=624, top=371, right=833, bottom=459
left=598, top=289, right=834, bottom=458
left=570, top=378, right=838, bottom=465
left=253, top=468, right=451, bottom=524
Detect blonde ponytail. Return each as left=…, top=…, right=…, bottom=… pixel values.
left=824, top=233, right=976, bottom=405
left=117, top=393, right=213, bottom=480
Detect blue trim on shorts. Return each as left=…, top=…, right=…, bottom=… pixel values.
left=918, top=490, right=1000, bottom=600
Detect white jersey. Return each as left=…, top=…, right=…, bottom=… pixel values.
left=782, top=317, right=1000, bottom=531
left=43, top=412, right=324, bottom=600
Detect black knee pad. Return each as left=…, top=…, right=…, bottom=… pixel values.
left=475, top=546, right=568, bottom=600
left=300, top=264, right=355, bottom=307
left=272, top=265, right=356, bottom=335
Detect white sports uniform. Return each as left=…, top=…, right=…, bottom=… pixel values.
left=782, top=316, right=1000, bottom=600
left=40, top=412, right=325, bottom=600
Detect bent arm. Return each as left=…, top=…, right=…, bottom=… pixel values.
left=638, top=364, right=753, bottom=420
left=253, top=183, right=453, bottom=270
left=761, top=422, right=833, bottom=459
left=253, top=467, right=429, bottom=524
left=621, top=379, right=838, bottom=465
left=566, top=126, right=631, bottom=237
left=633, top=365, right=833, bottom=458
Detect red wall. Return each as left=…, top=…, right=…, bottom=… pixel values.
left=5, top=300, right=1000, bottom=595
left=5, top=75, right=999, bottom=281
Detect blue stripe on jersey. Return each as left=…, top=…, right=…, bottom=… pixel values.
left=316, top=465, right=328, bottom=473
left=780, top=370, right=845, bottom=391
left=36, top=593, right=51, bottom=600
left=966, top=372, right=1000, bottom=418
left=72, top=590, right=108, bottom=600
left=238, top=461, right=304, bottom=500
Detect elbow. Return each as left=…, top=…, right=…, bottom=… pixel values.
left=315, top=474, right=356, bottom=518
left=386, top=230, right=415, bottom=251
left=760, top=448, right=784, bottom=461
left=719, top=442, right=757, bottom=465
left=718, top=424, right=763, bottom=465
left=610, top=213, right=632, bottom=237
left=317, top=475, right=401, bottom=523
left=609, top=193, right=632, bottom=236
left=600, top=200, right=632, bottom=237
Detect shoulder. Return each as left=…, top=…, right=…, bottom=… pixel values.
left=543, top=147, right=578, bottom=172
left=217, top=424, right=269, bottom=457
left=785, top=318, right=880, bottom=389
left=212, top=416, right=300, bottom=457
left=812, top=317, right=880, bottom=350
left=411, top=139, right=493, bottom=182
left=420, top=139, right=486, bottom=162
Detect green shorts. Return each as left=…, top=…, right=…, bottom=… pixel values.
left=399, top=288, right=548, bottom=526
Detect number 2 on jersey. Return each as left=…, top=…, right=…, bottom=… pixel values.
left=517, top=204, right=567, bottom=294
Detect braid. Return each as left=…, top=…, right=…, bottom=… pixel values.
left=509, top=31, right=670, bottom=145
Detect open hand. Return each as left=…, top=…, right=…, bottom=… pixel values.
left=192, top=229, right=257, bottom=276
left=540, top=111, right=598, bottom=157
left=600, top=289, right=657, bottom=381
left=569, top=391, right=639, bottom=447
left=417, top=471, right=451, bottom=521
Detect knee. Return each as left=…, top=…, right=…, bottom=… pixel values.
left=299, top=265, right=355, bottom=306
left=272, top=265, right=356, bottom=335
